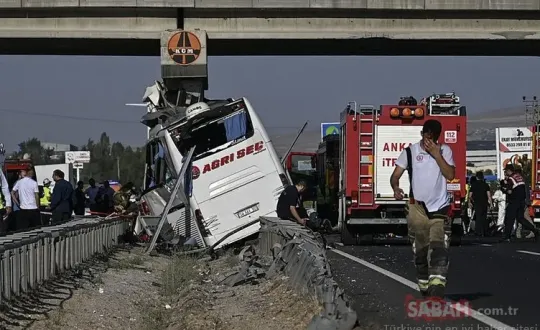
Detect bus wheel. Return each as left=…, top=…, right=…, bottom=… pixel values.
left=341, top=224, right=357, bottom=245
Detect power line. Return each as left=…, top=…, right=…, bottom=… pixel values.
left=0, top=107, right=303, bottom=129
left=0, top=108, right=141, bottom=124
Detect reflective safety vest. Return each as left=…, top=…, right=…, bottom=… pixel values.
left=40, top=186, right=51, bottom=207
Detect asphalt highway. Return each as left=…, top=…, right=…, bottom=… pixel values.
left=326, top=236, right=540, bottom=330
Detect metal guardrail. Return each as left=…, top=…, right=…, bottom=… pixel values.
left=0, top=215, right=129, bottom=305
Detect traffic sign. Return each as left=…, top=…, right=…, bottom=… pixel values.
left=321, top=122, right=340, bottom=140
left=73, top=162, right=84, bottom=169
left=65, top=151, right=91, bottom=164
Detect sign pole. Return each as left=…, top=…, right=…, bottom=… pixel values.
left=76, top=167, right=80, bottom=183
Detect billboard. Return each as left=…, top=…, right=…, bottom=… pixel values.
left=496, top=127, right=532, bottom=178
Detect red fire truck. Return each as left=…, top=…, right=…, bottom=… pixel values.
left=329, top=93, right=467, bottom=244
left=530, top=126, right=540, bottom=223
left=3, top=158, right=35, bottom=190
left=284, top=152, right=318, bottom=208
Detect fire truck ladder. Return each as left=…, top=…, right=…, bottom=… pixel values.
left=358, top=105, right=377, bottom=206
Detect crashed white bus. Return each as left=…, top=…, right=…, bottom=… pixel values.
left=139, top=92, right=288, bottom=249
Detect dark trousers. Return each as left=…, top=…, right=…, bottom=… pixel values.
left=0, top=208, right=6, bottom=235
left=17, top=209, right=40, bottom=231
left=474, top=204, right=489, bottom=236
left=52, top=211, right=71, bottom=225
left=40, top=206, right=50, bottom=226
left=504, top=201, right=537, bottom=239
left=74, top=205, right=85, bottom=216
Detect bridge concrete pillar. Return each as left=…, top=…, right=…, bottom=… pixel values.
left=160, top=29, right=208, bottom=107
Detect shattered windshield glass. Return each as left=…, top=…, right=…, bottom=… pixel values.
left=171, top=105, right=255, bottom=160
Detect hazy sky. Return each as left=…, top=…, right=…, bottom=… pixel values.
left=0, top=55, right=538, bottom=152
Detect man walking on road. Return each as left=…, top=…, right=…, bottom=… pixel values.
left=390, top=119, right=455, bottom=299
left=468, top=171, right=492, bottom=237
left=502, top=164, right=539, bottom=242
left=11, top=168, right=40, bottom=230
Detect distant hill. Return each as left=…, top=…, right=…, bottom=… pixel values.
left=467, top=106, right=528, bottom=141
left=271, top=130, right=497, bottom=156
left=270, top=130, right=321, bottom=156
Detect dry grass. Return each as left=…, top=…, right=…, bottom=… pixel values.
left=160, top=255, right=201, bottom=296
left=108, top=254, right=145, bottom=270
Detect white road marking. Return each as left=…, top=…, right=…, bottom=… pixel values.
left=473, top=243, right=493, bottom=247
left=330, top=248, right=516, bottom=330
left=335, top=242, right=344, bottom=247
left=517, top=250, right=540, bottom=256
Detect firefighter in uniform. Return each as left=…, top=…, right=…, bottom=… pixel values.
left=503, top=164, right=539, bottom=241
left=113, top=182, right=137, bottom=215
left=391, top=119, right=455, bottom=298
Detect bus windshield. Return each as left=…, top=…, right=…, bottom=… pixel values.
left=172, top=104, right=255, bottom=161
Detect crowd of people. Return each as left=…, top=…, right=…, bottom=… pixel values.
left=465, top=166, right=540, bottom=241
left=0, top=166, right=138, bottom=235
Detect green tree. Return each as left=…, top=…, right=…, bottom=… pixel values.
left=15, top=134, right=146, bottom=188
left=12, top=138, right=56, bottom=164
left=79, top=132, right=145, bottom=188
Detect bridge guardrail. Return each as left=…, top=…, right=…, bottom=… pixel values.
left=0, top=215, right=129, bottom=305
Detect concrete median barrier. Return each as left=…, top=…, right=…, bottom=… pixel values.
left=257, top=217, right=357, bottom=330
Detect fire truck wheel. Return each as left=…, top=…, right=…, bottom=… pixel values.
left=341, top=224, right=357, bottom=245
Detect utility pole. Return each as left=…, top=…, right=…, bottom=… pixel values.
left=117, top=157, right=120, bottom=181
left=524, top=96, right=539, bottom=127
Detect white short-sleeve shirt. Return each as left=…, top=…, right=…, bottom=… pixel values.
left=13, top=177, right=39, bottom=210
left=395, top=141, right=455, bottom=212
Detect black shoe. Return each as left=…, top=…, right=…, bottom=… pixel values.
left=427, top=285, right=445, bottom=299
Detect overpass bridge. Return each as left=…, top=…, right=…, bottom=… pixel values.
left=1, top=0, right=540, bottom=55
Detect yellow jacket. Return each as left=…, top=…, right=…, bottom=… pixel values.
left=40, top=186, right=51, bottom=207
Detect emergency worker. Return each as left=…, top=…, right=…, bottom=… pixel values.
left=277, top=181, right=309, bottom=225
left=515, top=168, right=535, bottom=239
left=113, top=182, right=137, bottom=214
left=0, top=170, right=12, bottom=234
left=40, top=178, right=52, bottom=208
left=469, top=171, right=492, bottom=237
left=503, top=164, right=539, bottom=241
left=492, top=180, right=506, bottom=233
left=391, top=119, right=455, bottom=298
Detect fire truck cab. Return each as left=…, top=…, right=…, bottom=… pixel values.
left=337, top=93, right=467, bottom=244
left=3, top=158, right=35, bottom=190
left=284, top=152, right=317, bottom=208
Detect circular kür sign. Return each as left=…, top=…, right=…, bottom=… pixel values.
left=167, top=31, right=202, bottom=65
